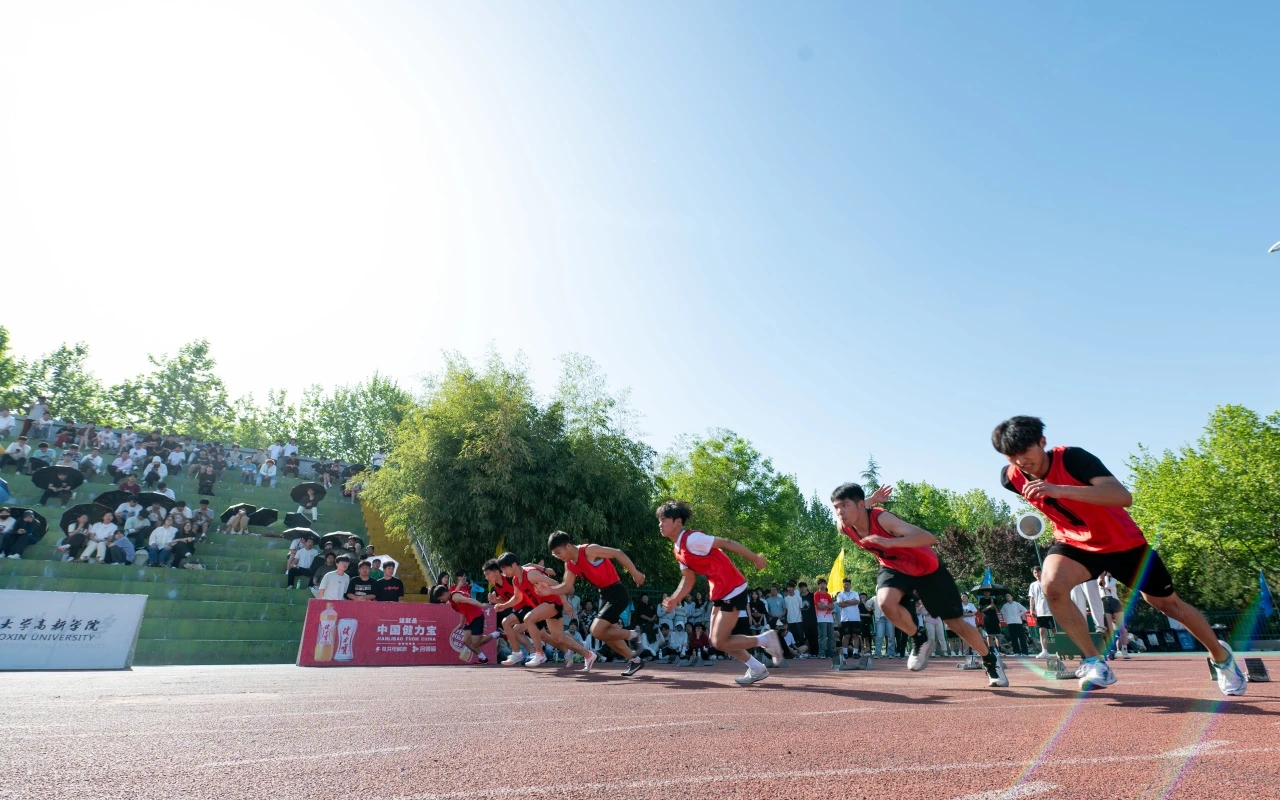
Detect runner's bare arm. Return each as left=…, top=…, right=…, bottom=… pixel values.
left=865, top=512, right=938, bottom=548
left=1021, top=475, right=1132, bottom=507
left=452, top=592, right=488, bottom=610
left=711, top=537, right=767, bottom=570
left=663, top=568, right=697, bottom=611
left=534, top=570, right=577, bottom=597
left=584, top=544, right=646, bottom=587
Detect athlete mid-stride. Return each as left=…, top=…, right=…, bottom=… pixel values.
left=992, top=415, right=1246, bottom=695
left=497, top=552, right=598, bottom=671
left=830, top=483, right=1009, bottom=688
left=656, top=501, right=784, bottom=686
left=543, top=531, right=648, bottom=677
left=483, top=559, right=538, bottom=666
left=430, top=584, right=498, bottom=664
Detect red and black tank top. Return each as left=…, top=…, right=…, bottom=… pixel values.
left=564, top=544, right=621, bottom=589
left=673, top=530, right=746, bottom=601
left=1006, top=446, right=1145, bottom=554
left=841, top=507, right=940, bottom=577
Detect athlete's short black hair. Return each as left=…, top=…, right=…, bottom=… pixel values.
left=992, top=416, right=1045, bottom=456
left=830, top=482, right=865, bottom=503
left=496, top=552, right=519, bottom=568
left=482, top=559, right=501, bottom=574
left=547, top=531, right=572, bottom=550
left=656, top=500, right=692, bottom=526
left=430, top=585, right=450, bottom=603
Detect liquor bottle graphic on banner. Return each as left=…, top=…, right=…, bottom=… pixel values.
left=314, top=603, right=338, bottom=663
left=335, top=617, right=358, bottom=662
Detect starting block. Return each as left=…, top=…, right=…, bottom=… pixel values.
left=832, top=652, right=872, bottom=671
left=1044, top=655, right=1073, bottom=680
left=957, top=653, right=984, bottom=670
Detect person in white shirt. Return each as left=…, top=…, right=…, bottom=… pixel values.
left=954, top=593, right=978, bottom=657
left=1097, top=571, right=1127, bottom=658
left=108, top=454, right=134, bottom=480
left=172, top=502, right=194, bottom=521
left=147, top=522, right=178, bottom=567
left=835, top=579, right=863, bottom=659
left=281, top=439, right=299, bottom=459
left=662, top=622, right=689, bottom=663
left=96, top=426, right=118, bottom=450
left=79, top=448, right=104, bottom=479
left=118, top=427, right=137, bottom=449
left=370, top=450, right=386, bottom=469
left=157, top=483, right=176, bottom=501
left=782, top=583, right=803, bottom=626
left=999, top=594, right=1031, bottom=656
left=257, top=459, right=278, bottom=488
left=80, top=512, right=118, bottom=563
left=167, top=448, right=186, bottom=470
left=128, top=444, right=149, bottom=462
left=115, top=499, right=143, bottom=522
left=142, top=457, right=167, bottom=487
left=1, top=436, right=31, bottom=472
left=1028, top=566, right=1054, bottom=657
left=286, top=538, right=321, bottom=588
left=0, top=408, right=15, bottom=437
left=867, top=593, right=899, bottom=658
left=267, top=440, right=284, bottom=462
left=316, top=557, right=351, bottom=599
left=638, top=627, right=665, bottom=661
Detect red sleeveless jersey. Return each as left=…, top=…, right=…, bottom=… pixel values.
left=1006, top=446, right=1146, bottom=554
left=515, top=566, right=561, bottom=608
left=450, top=592, right=484, bottom=624
left=490, top=577, right=515, bottom=603
left=564, top=544, right=621, bottom=588
left=673, top=530, right=746, bottom=601
left=841, top=508, right=940, bottom=577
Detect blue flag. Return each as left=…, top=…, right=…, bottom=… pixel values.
left=1261, top=571, right=1276, bottom=620
left=982, top=567, right=994, bottom=587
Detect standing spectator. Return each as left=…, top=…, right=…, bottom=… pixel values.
left=0, top=509, right=42, bottom=559
left=1000, top=593, right=1030, bottom=656
left=346, top=561, right=378, bottom=600
left=979, top=595, right=1003, bottom=652
left=103, top=530, right=136, bottom=565
left=1, top=436, right=31, bottom=473
left=867, top=593, right=897, bottom=658
left=19, top=396, right=48, bottom=439
left=267, top=439, right=284, bottom=462
left=954, top=592, right=979, bottom=656
left=316, top=557, right=351, bottom=599
left=764, top=584, right=784, bottom=626
left=79, top=447, right=103, bottom=480
left=285, top=538, right=321, bottom=588
left=281, top=438, right=299, bottom=459
left=370, top=450, right=387, bottom=470
left=256, top=458, right=278, bottom=488
left=146, top=519, right=178, bottom=567
left=782, top=583, right=803, bottom=650
left=813, top=579, right=835, bottom=659
left=835, top=578, right=862, bottom=659
left=919, top=600, right=950, bottom=657
left=375, top=561, right=404, bottom=601
left=0, top=408, right=16, bottom=438
left=56, top=512, right=91, bottom=561
left=1028, top=566, right=1053, bottom=658
left=79, top=511, right=118, bottom=563
left=858, top=593, right=874, bottom=653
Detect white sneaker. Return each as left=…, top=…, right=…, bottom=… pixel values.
left=1213, top=642, right=1247, bottom=697
left=8, top=554, right=20, bottom=559
left=524, top=652, right=547, bottom=667
left=1036, top=649, right=1051, bottom=659
left=502, top=652, right=524, bottom=666
left=734, top=667, right=769, bottom=686
left=1077, top=659, right=1117, bottom=691
left=581, top=651, right=598, bottom=673
left=985, top=653, right=1009, bottom=687
left=757, top=629, right=784, bottom=666
left=907, top=636, right=933, bottom=672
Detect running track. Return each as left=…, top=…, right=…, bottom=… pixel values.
left=4, top=655, right=1278, bottom=800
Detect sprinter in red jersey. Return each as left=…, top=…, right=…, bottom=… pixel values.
left=831, top=482, right=1008, bottom=688
left=543, top=531, right=649, bottom=677
left=496, top=551, right=597, bottom=671
left=483, top=559, right=538, bottom=666
left=992, top=415, right=1245, bottom=695
left=655, top=501, right=783, bottom=686
left=430, top=584, right=497, bottom=663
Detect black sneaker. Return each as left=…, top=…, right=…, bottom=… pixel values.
left=622, top=659, right=645, bottom=677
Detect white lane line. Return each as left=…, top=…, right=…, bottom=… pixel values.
left=378, top=741, right=1260, bottom=800
left=99, top=693, right=282, bottom=705
left=581, top=720, right=712, bottom=734
left=952, top=782, right=1059, bottom=800
left=200, top=746, right=415, bottom=768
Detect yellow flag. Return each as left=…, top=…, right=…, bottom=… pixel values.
left=827, top=549, right=845, bottom=593
left=494, top=536, right=506, bottom=559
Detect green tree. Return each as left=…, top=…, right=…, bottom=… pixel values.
left=1129, top=404, right=1280, bottom=609
left=310, top=374, right=412, bottom=463
left=20, top=342, right=108, bottom=423
left=0, top=326, right=24, bottom=410
left=860, top=455, right=881, bottom=491
left=109, top=339, right=235, bottom=438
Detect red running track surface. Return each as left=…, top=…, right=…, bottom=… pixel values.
left=3, top=654, right=1277, bottom=799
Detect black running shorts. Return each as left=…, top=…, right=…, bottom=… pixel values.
left=839, top=620, right=860, bottom=639
left=875, top=562, right=964, bottom=621
left=596, top=582, right=630, bottom=625
left=1103, top=595, right=1122, bottom=615
left=1046, top=542, right=1175, bottom=598
left=712, top=591, right=749, bottom=614
left=465, top=615, right=485, bottom=637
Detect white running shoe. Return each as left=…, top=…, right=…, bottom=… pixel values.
left=734, top=667, right=769, bottom=686
left=502, top=652, right=524, bottom=666
left=907, top=636, right=933, bottom=672
left=985, top=654, right=1008, bottom=687
left=1036, top=649, right=1051, bottom=659
left=581, top=651, right=598, bottom=673
left=1214, top=641, right=1247, bottom=697
left=1077, top=659, right=1116, bottom=691
left=524, top=652, right=547, bottom=667
left=758, top=629, right=784, bottom=666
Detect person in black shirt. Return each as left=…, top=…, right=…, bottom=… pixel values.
left=798, top=582, right=818, bottom=657
left=375, top=562, right=405, bottom=602
left=345, top=561, right=378, bottom=601
left=633, top=593, right=657, bottom=636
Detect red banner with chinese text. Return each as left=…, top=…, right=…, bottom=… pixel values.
left=296, top=599, right=497, bottom=667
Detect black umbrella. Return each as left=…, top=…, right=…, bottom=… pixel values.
left=284, top=512, right=314, bottom=529
left=134, top=491, right=176, bottom=512
left=94, top=489, right=134, bottom=511
left=290, top=482, right=326, bottom=504
left=248, top=507, right=279, bottom=527
left=31, top=466, right=86, bottom=492
left=7, top=508, right=48, bottom=538
left=321, top=531, right=365, bottom=550
left=220, top=502, right=257, bottom=523
left=61, top=503, right=114, bottom=532
left=284, top=526, right=319, bottom=543
left=971, top=583, right=1011, bottom=597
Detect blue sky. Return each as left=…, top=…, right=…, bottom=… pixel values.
left=2, top=3, right=1277, bottom=502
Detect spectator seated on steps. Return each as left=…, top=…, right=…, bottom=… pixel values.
left=79, top=512, right=119, bottom=564
left=0, top=509, right=43, bottom=559
left=103, top=530, right=136, bottom=565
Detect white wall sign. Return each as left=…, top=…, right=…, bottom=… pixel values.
left=0, top=590, right=147, bottom=670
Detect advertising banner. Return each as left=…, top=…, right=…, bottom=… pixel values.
left=0, top=589, right=147, bottom=670
left=297, top=599, right=497, bottom=667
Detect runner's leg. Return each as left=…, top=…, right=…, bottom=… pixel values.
left=1040, top=553, right=1100, bottom=659
left=590, top=618, right=635, bottom=660
left=1142, top=592, right=1228, bottom=663
left=875, top=587, right=917, bottom=636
